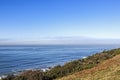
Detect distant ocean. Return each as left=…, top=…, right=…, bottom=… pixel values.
left=0, top=45, right=120, bottom=76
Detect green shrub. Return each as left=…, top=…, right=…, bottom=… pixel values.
left=3, top=48, right=120, bottom=80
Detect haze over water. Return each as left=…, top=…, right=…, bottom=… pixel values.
left=0, top=0, right=120, bottom=78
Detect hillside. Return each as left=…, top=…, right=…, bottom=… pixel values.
left=2, top=48, right=120, bottom=80
left=58, top=54, right=120, bottom=80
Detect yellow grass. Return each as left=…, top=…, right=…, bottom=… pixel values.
left=57, top=54, right=120, bottom=80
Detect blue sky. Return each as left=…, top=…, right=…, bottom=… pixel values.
left=0, top=0, right=120, bottom=45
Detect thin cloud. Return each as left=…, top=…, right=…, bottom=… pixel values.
left=0, top=38, right=12, bottom=41
left=0, top=37, right=120, bottom=45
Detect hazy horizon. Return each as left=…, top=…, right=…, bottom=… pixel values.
left=0, top=0, right=120, bottom=45
left=0, top=36, right=120, bottom=45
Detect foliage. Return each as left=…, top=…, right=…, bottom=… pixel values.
left=2, top=70, right=51, bottom=80
left=3, top=48, right=120, bottom=80
left=59, top=52, right=120, bottom=80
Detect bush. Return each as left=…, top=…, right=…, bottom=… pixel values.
left=3, top=48, right=120, bottom=80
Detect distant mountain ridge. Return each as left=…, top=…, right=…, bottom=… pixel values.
left=1, top=36, right=120, bottom=45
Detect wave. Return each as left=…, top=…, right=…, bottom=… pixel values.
left=0, top=75, right=7, bottom=79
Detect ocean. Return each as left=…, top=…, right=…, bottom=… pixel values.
left=0, top=45, right=120, bottom=76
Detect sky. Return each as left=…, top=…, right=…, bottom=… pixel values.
left=0, top=0, right=120, bottom=45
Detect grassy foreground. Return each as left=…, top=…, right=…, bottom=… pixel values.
left=2, top=48, right=120, bottom=80
left=58, top=52, right=120, bottom=80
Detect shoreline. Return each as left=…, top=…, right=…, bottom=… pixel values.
left=0, top=68, right=50, bottom=79
left=0, top=56, right=87, bottom=79
left=1, top=48, right=120, bottom=80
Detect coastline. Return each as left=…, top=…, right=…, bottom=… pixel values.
left=1, top=48, right=120, bottom=80
left=0, top=56, right=87, bottom=80
left=0, top=68, right=50, bottom=79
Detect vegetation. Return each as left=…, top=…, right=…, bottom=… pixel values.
left=2, top=48, right=120, bottom=80
left=59, top=52, right=120, bottom=80
left=2, top=70, right=51, bottom=80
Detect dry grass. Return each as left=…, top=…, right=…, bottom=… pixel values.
left=57, top=54, right=120, bottom=80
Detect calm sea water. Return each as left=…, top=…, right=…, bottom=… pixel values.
left=0, top=45, right=120, bottom=76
